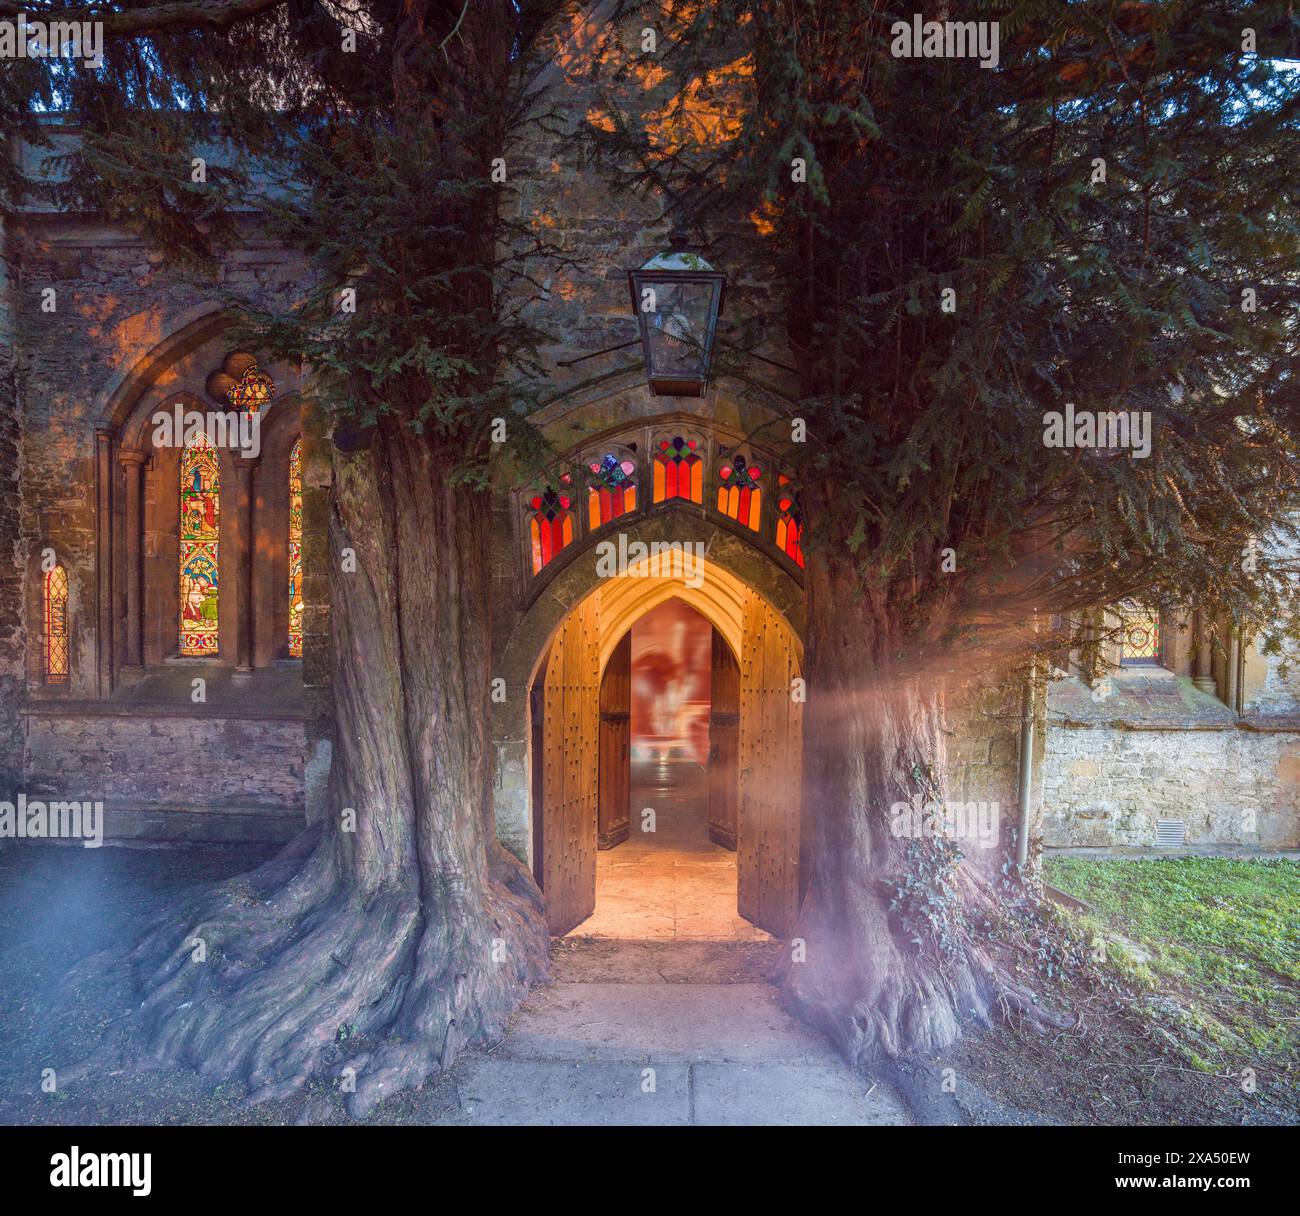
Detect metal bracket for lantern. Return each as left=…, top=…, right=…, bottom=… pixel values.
left=627, top=240, right=725, bottom=398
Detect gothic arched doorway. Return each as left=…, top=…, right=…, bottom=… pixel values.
left=528, top=560, right=803, bottom=939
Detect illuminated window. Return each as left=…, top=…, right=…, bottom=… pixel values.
left=652, top=435, right=703, bottom=504
left=587, top=452, right=637, bottom=531
left=288, top=437, right=304, bottom=658
left=179, top=433, right=220, bottom=656
left=775, top=475, right=804, bottom=568
left=44, top=565, right=69, bottom=683
left=717, top=451, right=762, bottom=532
left=1120, top=604, right=1160, bottom=665
left=227, top=362, right=275, bottom=417
left=528, top=475, right=575, bottom=575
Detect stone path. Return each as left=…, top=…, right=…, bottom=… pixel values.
left=447, top=946, right=910, bottom=1126
left=0, top=846, right=911, bottom=1126
left=450, top=756, right=909, bottom=1124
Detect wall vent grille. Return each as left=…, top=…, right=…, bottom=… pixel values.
left=1156, top=819, right=1186, bottom=848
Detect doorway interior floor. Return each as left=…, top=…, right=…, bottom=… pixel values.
left=572, top=757, right=771, bottom=941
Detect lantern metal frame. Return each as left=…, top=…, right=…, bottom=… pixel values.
left=627, top=248, right=726, bottom=398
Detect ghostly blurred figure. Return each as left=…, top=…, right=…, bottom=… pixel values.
left=631, top=600, right=711, bottom=767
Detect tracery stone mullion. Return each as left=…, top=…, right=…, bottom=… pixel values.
left=118, top=448, right=148, bottom=671
left=233, top=459, right=255, bottom=674
left=1193, top=610, right=1217, bottom=695
left=94, top=427, right=114, bottom=696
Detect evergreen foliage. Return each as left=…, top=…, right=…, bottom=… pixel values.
left=9, top=0, right=571, bottom=478
left=587, top=1, right=1300, bottom=661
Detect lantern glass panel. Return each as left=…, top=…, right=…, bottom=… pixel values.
left=630, top=252, right=724, bottom=396
left=642, top=279, right=718, bottom=380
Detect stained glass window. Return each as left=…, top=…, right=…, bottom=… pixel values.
left=227, top=363, right=275, bottom=417
left=587, top=452, right=637, bottom=531
left=1121, top=604, right=1160, bottom=664
left=288, top=437, right=304, bottom=659
left=776, top=474, right=804, bottom=568
left=179, top=433, right=220, bottom=656
left=44, top=565, right=69, bottom=683
left=652, top=435, right=703, bottom=504
left=717, top=451, right=762, bottom=532
left=528, top=475, right=574, bottom=575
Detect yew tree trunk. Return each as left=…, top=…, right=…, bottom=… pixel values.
left=113, top=424, right=549, bottom=1116
left=50, top=1, right=554, bottom=1119
left=782, top=534, right=1049, bottom=1061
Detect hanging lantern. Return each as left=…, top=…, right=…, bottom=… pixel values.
left=628, top=237, right=725, bottom=398
left=226, top=363, right=275, bottom=417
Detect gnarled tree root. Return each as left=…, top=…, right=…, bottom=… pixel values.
left=779, top=882, right=1070, bottom=1066
left=58, top=827, right=549, bottom=1118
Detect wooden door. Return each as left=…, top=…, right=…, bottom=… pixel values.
left=539, top=595, right=601, bottom=934
left=530, top=659, right=547, bottom=891
left=737, top=593, right=803, bottom=938
left=707, top=627, right=740, bottom=849
left=598, top=631, right=631, bottom=849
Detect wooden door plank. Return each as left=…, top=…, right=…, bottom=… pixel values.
left=541, top=596, right=600, bottom=935
left=598, top=630, right=631, bottom=848
left=707, top=626, right=740, bottom=849
left=737, top=593, right=802, bottom=938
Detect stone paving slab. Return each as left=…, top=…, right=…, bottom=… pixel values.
left=460, top=965, right=910, bottom=1125
left=455, top=1059, right=692, bottom=1126
left=504, top=982, right=841, bottom=1064
left=691, top=1063, right=909, bottom=1126
left=452, top=1058, right=909, bottom=1126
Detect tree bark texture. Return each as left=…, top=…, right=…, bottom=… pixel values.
left=782, top=523, right=1056, bottom=1061
left=114, top=425, right=548, bottom=1115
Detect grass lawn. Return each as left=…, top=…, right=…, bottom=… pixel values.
left=1044, top=856, right=1299, bottom=1069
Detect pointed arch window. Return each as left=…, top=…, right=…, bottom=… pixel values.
left=528, top=474, right=575, bottom=575
left=652, top=434, right=703, bottom=504
left=586, top=451, right=638, bottom=531
left=179, top=433, right=220, bottom=656
left=717, top=451, right=762, bottom=532
left=44, top=564, right=69, bottom=683
left=1120, top=602, right=1161, bottom=665
left=288, top=437, right=304, bottom=658
left=775, top=475, right=804, bottom=568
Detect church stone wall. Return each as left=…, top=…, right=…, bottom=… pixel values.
left=1042, top=724, right=1300, bottom=851
left=1041, top=674, right=1300, bottom=851
left=507, top=1, right=788, bottom=398
left=946, top=678, right=1042, bottom=881
left=1243, top=643, right=1300, bottom=717
left=24, top=705, right=304, bottom=842
left=4, top=198, right=312, bottom=841
left=0, top=215, right=27, bottom=797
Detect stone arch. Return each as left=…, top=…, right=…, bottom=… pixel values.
left=98, top=303, right=236, bottom=434
left=593, top=559, right=755, bottom=676
left=492, top=505, right=804, bottom=863
left=113, top=331, right=299, bottom=452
